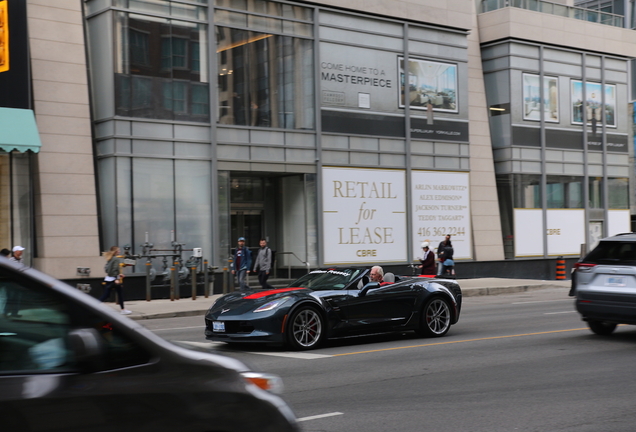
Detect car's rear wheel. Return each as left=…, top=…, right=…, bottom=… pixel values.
left=417, top=297, right=451, bottom=337
left=287, top=306, right=324, bottom=350
left=587, top=320, right=617, bottom=335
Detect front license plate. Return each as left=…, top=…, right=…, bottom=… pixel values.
left=213, top=321, right=225, bottom=332
left=606, top=276, right=626, bottom=287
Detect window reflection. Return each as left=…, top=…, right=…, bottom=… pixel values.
left=216, top=27, right=314, bottom=129
left=115, top=12, right=210, bottom=122
left=547, top=176, right=582, bottom=208
left=589, top=177, right=603, bottom=208
left=513, top=174, right=541, bottom=208
left=608, top=177, right=628, bottom=209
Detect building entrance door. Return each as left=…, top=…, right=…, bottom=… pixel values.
left=231, top=209, right=263, bottom=249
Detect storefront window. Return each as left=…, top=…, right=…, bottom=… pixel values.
left=114, top=11, right=209, bottom=122
left=608, top=177, right=628, bottom=209
left=0, top=153, right=33, bottom=265
left=546, top=176, right=582, bottom=208
left=513, top=174, right=541, bottom=208
left=589, top=177, right=603, bottom=208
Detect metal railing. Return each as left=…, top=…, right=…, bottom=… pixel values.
left=275, top=252, right=311, bottom=280
left=480, top=0, right=624, bottom=28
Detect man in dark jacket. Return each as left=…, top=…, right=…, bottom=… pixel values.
left=232, top=237, right=252, bottom=291
left=253, top=238, right=274, bottom=290
left=436, top=235, right=452, bottom=275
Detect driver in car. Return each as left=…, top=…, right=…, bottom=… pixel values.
left=370, top=266, right=384, bottom=283
left=370, top=266, right=394, bottom=286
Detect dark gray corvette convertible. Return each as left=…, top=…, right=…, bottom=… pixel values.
left=205, top=268, right=462, bottom=350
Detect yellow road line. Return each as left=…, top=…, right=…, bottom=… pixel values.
left=332, top=328, right=589, bottom=357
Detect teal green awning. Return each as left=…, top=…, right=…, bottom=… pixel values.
left=0, top=107, right=42, bottom=153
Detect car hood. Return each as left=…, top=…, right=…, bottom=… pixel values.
left=207, top=287, right=309, bottom=316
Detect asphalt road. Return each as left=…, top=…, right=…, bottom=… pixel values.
left=141, top=288, right=636, bottom=432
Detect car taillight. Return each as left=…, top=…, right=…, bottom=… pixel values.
left=574, top=262, right=596, bottom=270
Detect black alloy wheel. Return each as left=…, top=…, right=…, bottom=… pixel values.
left=287, top=306, right=324, bottom=350
left=417, top=297, right=452, bottom=337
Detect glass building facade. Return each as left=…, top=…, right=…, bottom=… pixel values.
left=84, top=0, right=477, bottom=269
left=484, top=41, right=631, bottom=257
left=81, top=0, right=632, bottom=273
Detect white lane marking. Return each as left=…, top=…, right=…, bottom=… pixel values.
left=544, top=311, right=577, bottom=315
left=175, top=341, right=224, bottom=349
left=153, top=326, right=202, bottom=332
left=247, top=351, right=332, bottom=359
left=512, top=299, right=573, bottom=304
left=298, top=412, right=344, bottom=422
left=172, top=341, right=332, bottom=359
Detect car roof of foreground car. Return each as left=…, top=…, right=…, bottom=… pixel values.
left=0, top=256, right=251, bottom=372
left=599, top=232, right=636, bottom=241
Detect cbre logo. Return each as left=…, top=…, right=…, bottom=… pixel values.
left=0, top=0, right=7, bottom=73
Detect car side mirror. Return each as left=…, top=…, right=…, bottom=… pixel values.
left=359, top=282, right=381, bottom=297
left=68, top=328, right=105, bottom=373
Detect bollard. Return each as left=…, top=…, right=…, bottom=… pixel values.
left=223, top=267, right=228, bottom=294
left=174, top=261, right=180, bottom=300
left=556, top=256, right=566, bottom=280
left=204, top=259, right=209, bottom=298
left=191, top=265, right=197, bottom=300
left=170, top=265, right=176, bottom=301
left=145, top=261, right=152, bottom=301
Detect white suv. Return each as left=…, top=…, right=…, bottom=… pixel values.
left=570, top=233, right=636, bottom=335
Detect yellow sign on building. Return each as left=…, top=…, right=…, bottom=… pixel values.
left=0, top=0, right=8, bottom=73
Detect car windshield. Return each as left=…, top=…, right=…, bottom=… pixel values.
left=584, top=240, right=636, bottom=265
left=289, top=269, right=363, bottom=291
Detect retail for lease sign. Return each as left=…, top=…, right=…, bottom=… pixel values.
left=546, top=209, right=585, bottom=256
left=322, top=167, right=407, bottom=264
left=411, top=171, right=472, bottom=260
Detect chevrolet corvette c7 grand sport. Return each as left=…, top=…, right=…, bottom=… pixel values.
left=205, top=268, right=462, bottom=350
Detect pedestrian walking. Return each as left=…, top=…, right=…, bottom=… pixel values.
left=253, top=238, right=274, bottom=290
left=3, top=246, right=25, bottom=317
left=9, top=245, right=25, bottom=265
left=232, top=237, right=252, bottom=291
left=99, top=246, right=131, bottom=315
left=418, top=242, right=436, bottom=276
left=436, top=235, right=455, bottom=276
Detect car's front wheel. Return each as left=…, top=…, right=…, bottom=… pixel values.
left=287, top=306, right=324, bottom=350
left=587, top=320, right=617, bottom=336
left=417, top=297, right=451, bottom=337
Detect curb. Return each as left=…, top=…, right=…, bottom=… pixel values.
left=461, top=283, right=568, bottom=297
left=116, top=283, right=570, bottom=320
left=128, top=309, right=209, bottom=321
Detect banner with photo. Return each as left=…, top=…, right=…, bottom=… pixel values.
left=320, top=42, right=398, bottom=113
left=571, top=80, right=616, bottom=127
left=398, top=57, right=458, bottom=113
left=411, top=171, right=472, bottom=260
left=322, top=167, right=407, bottom=264
left=522, top=73, right=559, bottom=122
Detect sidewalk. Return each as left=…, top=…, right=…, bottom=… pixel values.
left=106, top=277, right=572, bottom=320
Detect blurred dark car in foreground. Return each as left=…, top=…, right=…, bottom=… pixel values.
left=0, top=257, right=298, bottom=432
left=205, top=267, right=462, bottom=350
left=571, top=233, right=636, bottom=335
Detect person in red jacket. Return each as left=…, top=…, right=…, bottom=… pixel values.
left=418, top=242, right=436, bottom=276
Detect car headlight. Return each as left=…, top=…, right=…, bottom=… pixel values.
left=253, top=296, right=292, bottom=313
left=241, top=372, right=284, bottom=395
